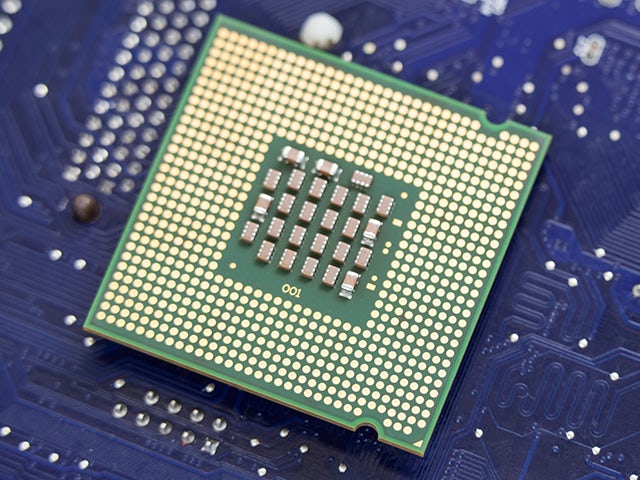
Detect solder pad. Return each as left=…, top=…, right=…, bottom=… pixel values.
left=84, top=15, right=551, bottom=455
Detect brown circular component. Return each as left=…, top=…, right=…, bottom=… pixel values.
left=72, top=193, right=101, bottom=223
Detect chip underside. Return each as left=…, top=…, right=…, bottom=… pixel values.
left=84, top=15, right=551, bottom=455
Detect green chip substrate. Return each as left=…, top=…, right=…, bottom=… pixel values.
left=84, top=15, right=551, bottom=455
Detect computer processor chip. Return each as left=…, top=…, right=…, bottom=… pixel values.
left=84, top=15, right=551, bottom=456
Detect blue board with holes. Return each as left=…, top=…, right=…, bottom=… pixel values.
left=1, top=0, right=639, bottom=479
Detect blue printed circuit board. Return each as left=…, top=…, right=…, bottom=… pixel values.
left=0, top=0, right=639, bottom=479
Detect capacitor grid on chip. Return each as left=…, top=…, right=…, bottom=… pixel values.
left=84, top=15, right=551, bottom=455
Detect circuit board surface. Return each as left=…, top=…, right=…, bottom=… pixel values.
left=84, top=16, right=550, bottom=455
left=1, top=0, right=639, bottom=479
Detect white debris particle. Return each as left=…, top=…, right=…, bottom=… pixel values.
left=299, top=12, right=343, bottom=50
left=113, top=378, right=126, bottom=389
left=574, top=34, right=606, bottom=66
left=73, top=259, right=87, bottom=270
left=609, top=130, right=621, bottom=142
left=491, top=55, right=504, bottom=68
left=471, top=71, right=483, bottom=83
left=553, top=37, right=566, bottom=50
left=33, top=83, right=48, bottom=98
left=362, top=41, right=376, bottom=54
left=17, top=195, right=32, bottom=207
left=393, top=38, right=407, bottom=51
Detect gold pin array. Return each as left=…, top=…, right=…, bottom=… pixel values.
left=88, top=21, right=547, bottom=449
